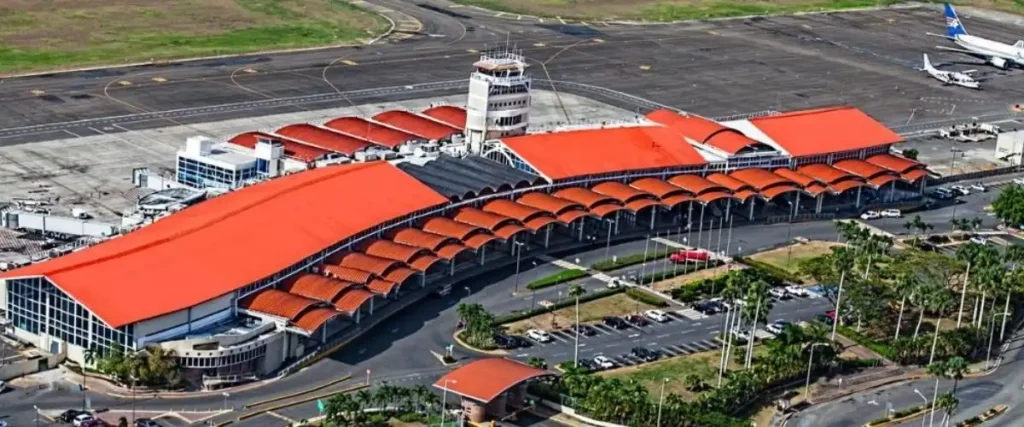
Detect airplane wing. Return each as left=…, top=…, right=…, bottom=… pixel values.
left=962, top=69, right=978, bottom=74
left=926, top=32, right=958, bottom=40
left=934, top=45, right=986, bottom=56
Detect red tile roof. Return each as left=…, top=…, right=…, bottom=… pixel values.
left=553, top=187, right=619, bottom=209
left=517, top=192, right=583, bottom=215
left=422, top=217, right=486, bottom=241
left=729, top=168, right=795, bottom=192
left=483, top=199, right=557, bottom=228
left=706, top=173, right=754, bottom=192
left=366, top=279, right=400, bottom=295
left=323, top=117, right=418, bottom=148
left=591, top=182, right=654, bottom=204
left=502, top=126, right=707, bottom=180
left=383, top=267, right=419, bottom=284
left=332, top=252, right=401, bottom=277
left=239, top=289, right=317, bottom=320
left=749, top=107, right=901, bottom=157
left=433, top=358, right=549, bottom=403
left=281, top=273, right=355, bottom=302
left=362, top=240, right=432, bottom=264
left=668, top=175, right=727, bottom=196
left=333, top=288, right=375, bottom=313
left=421, top=106, right=467, bottom=128
left=834, top=159, right=894, bottom=181
left=322, top=265, right=374, bottom=284
left=796, top=164, right=858, bottom=185
left=275, top=124, right=372, bottom=156
left=293, top=307, right=341, bottom=333
left=866, top=153, right=922, bottom=174
left=631, top=178, right=690, bottom=199
left=229, top=131, right=330, bottom=162
left=372, top=110, right=461, bottom=140
left=647, top=110, right=762, bottom=154
left=1, top=162, right=446, bottom=327
left=453, top=207, right=519, bottom=231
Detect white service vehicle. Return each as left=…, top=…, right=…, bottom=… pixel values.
left=880, top=209, right=902, bottom=218
left=526, top=329, right=553, bottom=343
left=785, top=285, right=809, bottom=297
left=860, top=210, right=882, bottom=220
left=644, top=309, right=670, bottom=323
left=593, top=355, right=616, bottom=369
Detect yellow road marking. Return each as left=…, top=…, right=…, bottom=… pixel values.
left=467, top=48, right=478, bottom=53
left=151, top=77, right=167, bottom=82
left=341, top=59, right=359, bottom=66
left=639, top=65, right=651, bottom=71
left=592, top=38, right=605, bottom=43
left=117, top=80, right=132, bottom=86
left=30, top=89, right=45, bottom=96
left=533, top=42, right=546, bottom=47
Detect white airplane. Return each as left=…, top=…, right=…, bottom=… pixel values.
left=921, top=54, right=980, bottom=89
left=930, top=3, right=1024, bottom=69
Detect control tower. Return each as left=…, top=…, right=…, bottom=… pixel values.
left=465, top=49, right=531, bottom=151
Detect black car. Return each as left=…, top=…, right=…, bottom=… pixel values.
left=135, top=419, right=161, bottom=427
left=603, top=316, right=630, bottom=330
left=631, top=347, right=660, bottom=362
left=625, top=314, right=649, bottom=327
left=494, top=334, right=519, bottom=349
left=693, top=301, right=719, bottom=315
left=59, top=410, right=87, bottom=423
left=570, top=323, right=597, bottom=336
left=511, top=335, right=532, bottom=348
left=576, top=358, right=597, bottom=371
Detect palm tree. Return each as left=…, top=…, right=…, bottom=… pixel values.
left=927, top=288, right=954, bottom=365
left=892, top=269, right=918, bottom=341
left=1000, top=245, right=1024, bottom=340
left=82, top=347, right=96, bottom=409
left=946, top=356, right=968, bottom=394
left=904, top=215, right=932, bottom=245
left=969, top=245, right=1002, bottom=329
left=718, top=271, right=746, bottom=384
left=936, top=391, right=959, bottom=427
left=926, top=360, right=949, bottom=427
left=568, top=283, right=586, bottom=367
left=743, top=278, right=772, bottom=368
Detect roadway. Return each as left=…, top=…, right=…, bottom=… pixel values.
left=3, top=1, right=1024, bottom=145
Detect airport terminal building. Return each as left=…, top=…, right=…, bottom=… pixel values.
left=0, top=52, right=930, bottom=389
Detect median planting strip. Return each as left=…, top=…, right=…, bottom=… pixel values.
left=237, top=383, right=369, bottom=421
left=590, top=249, right=673, bottom=272
left=243, top=374, right=352, bottom=409
left=527, top=269, right=589, bottom=290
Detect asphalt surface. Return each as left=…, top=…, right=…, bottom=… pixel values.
left=2, top=1, right=1024, bottom=146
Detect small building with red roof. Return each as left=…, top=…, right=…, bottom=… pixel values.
left=434, top=358, right=550, bottom=423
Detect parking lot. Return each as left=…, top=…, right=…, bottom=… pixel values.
left=504, top=292, right=834, bottom=369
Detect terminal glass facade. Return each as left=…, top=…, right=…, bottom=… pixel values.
left=177, top=157, right=258, bottom=189
left=5, top=277, right=135, bottom=353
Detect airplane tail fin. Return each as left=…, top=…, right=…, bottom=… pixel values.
left=944, top=3, right=968, bottom=37
left=923, top=53, right=934, bottom=72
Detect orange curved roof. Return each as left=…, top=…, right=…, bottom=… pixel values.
left=772, top=168, right=822, bottom=188
left=592, top=181, right=655, bottom=204
left=733, top=189, right=759, bottom=201
left=631, top=178, right=689, bottom=199
left=408, top=253, right=443, bottom=272
left=662, top=194, right=695, bottom=207
left=453, top=207, right=519, bottom=231
left=322, top=265, right=373, bottom=284
left=421, top=217, right=482, bottom=241
left=275, top=124, right=372, bottom=156
left=421, top=105, right=467, bottom=128
left=483, top=199, right=556, bottom=225
left=292, top=307, right=341, bottom=333
left=502, top=126, right=706, bottom=180
left=558, top=210, right=591, bottom=223
left=590, top=204, right=625, bottom=218
left=834, top=159, right=893, bottom=180
left=625, top=199, right=663, bottom=212
left=391, top=228, right=451, bottom=252
left=554, top=187, right=619, bottom=209
left=433, top=358, right=549, bottom=403
left=333, top=252, right=402, bottom=276
left=749, top=107, right=901, bottom=157
left=383, top=266, right=419, bottom=284
left=367, top=278, right=400, bottom=295
left=869, top=174, right=900, bottom=187
left=0, top=162, right=445, bottom=328
left=646, top=110, right=762, bottom=154
left=761, top=185, right=803, bottom=200
left=668, top=175, right=727, bottom=196
left=523, top=216, right=559, bottom=231
left=830, top=179, right=869, bottom=194
left=281, top=273, right=355, bottom=302
left=463, top=233, right=498, bottom=249
left=902, top=169, right=928, bottom=182
left=362, top=240, right=432, bottom=264
left=229, top=131, right=330, bottom=162
left=517, top=192, right=584, bottom=215
left=239, top=289, right=317, bottom=320
left=333, top=288, right=375, bottom=313
left=729, top=168, right=795, bottom=192
left=323, top=117, right=418, bottom=148
left=805, top=183, right=829, bottom=196
left=706, top=173, right=754, bottom=192
left=493, top=224, right=529, bottom=240
left=697, top=191, right=735, bottom=203
left=797, top=164, right=858, bottom=185
left=435, top=242, right=472, bottom=259
left=866, top=153, right=921, bottom=174
left=372, top=110, right=460, bottom=140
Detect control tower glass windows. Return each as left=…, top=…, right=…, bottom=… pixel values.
left=495, top=115, right=525, bottom=127
left=489, top=85, right=530, bottom=96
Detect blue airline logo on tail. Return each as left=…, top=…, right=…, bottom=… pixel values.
left=945, top=3, right=967, bottom=37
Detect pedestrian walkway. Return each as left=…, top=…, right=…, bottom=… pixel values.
left=653, top=237, right=692, bottom=249
left=537, top=254, right=588, bottom=271
left=675, top=308, right=708, bottom=320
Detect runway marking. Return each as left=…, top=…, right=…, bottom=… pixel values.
left=557, top=16, right=566, bottom=25
left=117, top=80, right=132, bottom=86
left=533, top=42, right=546, bottom=47
left=495, top=12, right=505, bottom=17
left=592, top=38, right=605, bottom=43
left=151, top=77, right=167, bottom=83
left=266, top=411, right=296, bottom=424
left=243, top=68, right=258, bottom=74
left=639, top=65, right=651, bottom=71
left=517, top=15, right=523, bottom=20
left=708, top=31, right=719, bottom=36
left=466, top=48, right=479, bottom=53
left=580, top=21, right=590, bottom=26
left=62, top=129, right=82, bottom=138
left=450, top=4, right=464, bottom=7
left=341, top=59, right=359, bottom=66
left=30, top=89, right=45, bottom=96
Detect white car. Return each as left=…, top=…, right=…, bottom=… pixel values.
left=950, top=185, right=970, bottom=196
left=644, top=309, right=670, bottom=323
left=880, top=209, right=902, bottom=218
left=785, top=285, right=809, bottom=297
left=1014, top=177, right=1024, bottom=186
left=730, top=328, right=751, bottom=341
left=73, top=414, right=95, bottom=427
left=970, top=236, right=988, bottom=245
left=766, top=320, right=792, bottom=335
left=970, top=183, right=987, bottom=193
left=593, top=355, right=616, bottom=369
left=860, top=210, right=881, bottom=220
left=526, top=329, right=552, bottom=343
left=769, top=287, right=790, bottom=300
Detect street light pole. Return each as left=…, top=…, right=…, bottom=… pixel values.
left=574, top=293, right=581, bottom=368
left=604, top=219, right=613, bottom=258
left=656, top=378, right=668, bottom=427
left=222, top=392, right=230, bottom=411
left=512, top=240, right=524, bottom=295
left=34, top=405, right=39, bottom=427
left=914, top=389, right=928, bottom=427
left=440, top=379, right=456, bottom=426
left=804, top=343, right=828, bottom=404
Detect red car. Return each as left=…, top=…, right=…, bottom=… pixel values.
left=669, top=249, right=709, bottom=263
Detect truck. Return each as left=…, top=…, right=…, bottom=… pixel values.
left=669, top=249, right=710, bottom=263
left=71, top=208, right=91, bottom=219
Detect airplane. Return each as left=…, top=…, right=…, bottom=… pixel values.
left=921, top=53, right=981, bottom=89
left=929, top=3, right=1024, bottom=69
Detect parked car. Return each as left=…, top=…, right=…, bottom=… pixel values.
left=970, top=183, right=987, bottom=193
left=570, top=323, right=596, bottom=336
left=644, top=309, right=670, bottom=323
left=603, top=316, right=630, bottom=330
left=73, top=414, right=95, bottom=427
left=576, top=358, right=597, bottom=371
left=950, top=185, right=971, bottom=196
left=766, top=320, right=792, bottom=335
left=60, top=410, right=87, bottom=423
left=880, top=209, right=902, bottom=218
left=593, top=355, right=616, bottom=369
left=526, top=329, right=553, bottom=343
left=625, top=314, right=650, bottom=327
left=494, top=334, right=520, bottom=349
left=970, top=236, right=989, bottom=245
left=80, top=420, right=105, bottom=427
left=510, top=335, right=532, bottom=348
left=1014, top=177, right=1024, bottom=186
left=730, top=328, right=751, bottom=341
left=769, top=287, right=790, bottom=300
left=815, top=310, right=837, bottom=325
left=631, top=347, right=660, bottom=362
left=670, top=249, right=710, bottom=263
left=931, top=187, right=955, bottom=200
left=860, top=210, right=882, bottom=220
left=693, top=301, right=720, bottom=315
left=135, top=421, right=161, bottom=427
left=785, top=285, right=809, bottom=297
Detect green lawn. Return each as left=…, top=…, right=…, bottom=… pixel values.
left=746, top=240, right=838, bottom=276
left=602, top=345, right=767, bottom=400
left=0, top=0, right=388, bottom=74
left=452, top=0, right=908, bottom=22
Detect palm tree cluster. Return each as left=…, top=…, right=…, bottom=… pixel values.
left=992, top=183, right=1024, bottom=228
left=456, top=303, right=498, bottom=349
left=924, top=357, right=967, bottom=427
left=323, top=383, right=440, bottom=427
left=94, top=344, right=181, bottom=388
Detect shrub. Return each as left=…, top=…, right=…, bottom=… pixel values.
left=591, top=249, right=673, bottom=272
left=626, top=288, right=668, bottom=307
left=528, top=269, right=588, bottom=290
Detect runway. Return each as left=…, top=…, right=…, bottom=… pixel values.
left=2, top=1, right=1023, bottom=146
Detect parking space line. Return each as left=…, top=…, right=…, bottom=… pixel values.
left=660, top=346, right=680, bottom=357
left=701, top=339, right=720, bottom=349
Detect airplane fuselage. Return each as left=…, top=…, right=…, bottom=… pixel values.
left=954, top=34, right=1024, bottom=64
